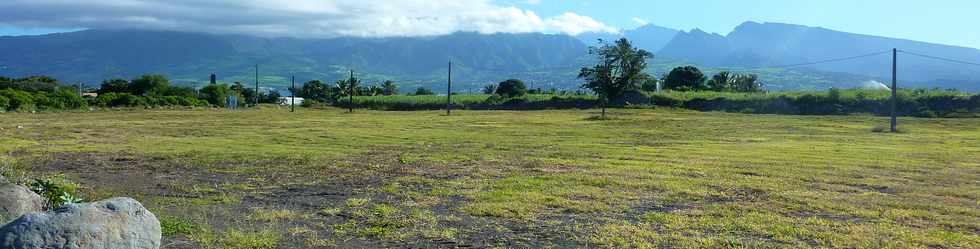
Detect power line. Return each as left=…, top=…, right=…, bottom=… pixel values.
left=898, top=50, right=980, bottom=67
left=724, top=50, right=893, bottom=71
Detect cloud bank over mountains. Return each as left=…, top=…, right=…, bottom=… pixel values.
left=0, top=0, right=618, bottom=38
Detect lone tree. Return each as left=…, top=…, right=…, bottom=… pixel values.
left=664, top=66, right=706, bottom=91
left=381, top=80, right=398, bottom=96
left=495, top=79, right=527, bottom=98
left=578, top=38, right=652, bottom=118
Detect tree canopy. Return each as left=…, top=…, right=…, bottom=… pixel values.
left=707, top=71, right=764, bottom=92
left=664, top=66, right=706, bottom=91
left=495, top=79, right=527, bottom=98
left=381, top=80, right=398, bottom=96
left=130, top=74, right=170, bottom=96
left=414, top=87, right=435, bottom=96
left=579, top=38, right=652, bottom=101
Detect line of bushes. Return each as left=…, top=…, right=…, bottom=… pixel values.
left=0, top=88, right=211, bottom=112
left=1, top=88, right=88, bottom=112
left=341, top=88, right=980, bottom=117
left=1, top=74, right=275, bottom=112
left=344, top=94, right=598, bottom=111
left=646, top=89, right=979, bottom=118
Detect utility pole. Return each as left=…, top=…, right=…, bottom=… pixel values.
left=291, top=75, right=295, bottom=113
left=447, top=61, right=452, bottom=116
left=891, top=48, right=898, bottom=133
left=254, top=65, right=259, bottom=107
left=348, top=70, right=354, bottom=113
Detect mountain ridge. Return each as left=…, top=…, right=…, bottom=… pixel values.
left=2, top=21, right=979, bottom=91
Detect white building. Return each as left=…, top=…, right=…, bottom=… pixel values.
left=278, top=97, right=304, bottom=106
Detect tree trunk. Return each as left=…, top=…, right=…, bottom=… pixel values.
left=601, top=105, right=606, bottom=119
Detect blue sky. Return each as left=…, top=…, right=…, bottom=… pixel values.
left=505, top=0, right=979, bottom=49
left=1, top=0, right=977, bottom=49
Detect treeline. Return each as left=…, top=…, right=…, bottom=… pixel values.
left=645, top=88, right=980, bottom=117
left=348, top=85, right=980, bottom=118
left=0, top=74, right=284, bottom=112
left=292, top=79, right=418, bottom=107
left=326, top=74, right=979, bottom=117
left=3, top=73, right=979, bottom=117
left=1, top=76, right=89, bottom=111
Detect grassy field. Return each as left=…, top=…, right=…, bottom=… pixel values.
left=1, top=107, right=978, bottom=248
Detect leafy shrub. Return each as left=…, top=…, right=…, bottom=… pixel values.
left=199, top=84, right=234, bottom=107
left=0, top=89, right=35, bottom=111
left=160, top=216, right=201, bottom=236
left=103, top=93, right=147, bottom=107
left=31, top=92, right=61, bottom=110
left=301, top=98, right=320, bottom=108
left=49, top=87, right=87, bottom=109
left=0, top=95, right=9, bottom=111
left=29, top=179, right=83, bottom=208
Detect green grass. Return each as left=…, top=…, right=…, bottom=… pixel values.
left=0, top=107, right=977, bottom=248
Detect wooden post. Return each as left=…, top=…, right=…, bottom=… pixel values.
left=447, top=61, right=452, bottom=116
left=254, top=65, right=259, bottom=107
left=891, top=48, right=898, bottom=133
left=291, top=75, right=295, bottom=113
left=349, top=70, right=354, bottom=113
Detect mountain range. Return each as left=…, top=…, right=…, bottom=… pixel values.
left=2, top=21, right=979, bottom=92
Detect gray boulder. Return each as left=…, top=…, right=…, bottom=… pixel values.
left=0, top=181, right=43, bottom=225
left=0, top=197, right=161, bottom=249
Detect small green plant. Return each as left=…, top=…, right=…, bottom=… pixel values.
left=29, top=179, right=83, bottom=208
left=222, top=229, right=280, bottom=249
left=160, top=216, right=201, bottom=236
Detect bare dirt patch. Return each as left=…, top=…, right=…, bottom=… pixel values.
left=19, top=151, right=596, bottom=248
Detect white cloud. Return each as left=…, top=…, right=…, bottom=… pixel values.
left=0, top=0, right=617, bottom=38
left=546, top=12, right=619, bottom=35
left=631, top=17, right=649, bottom=26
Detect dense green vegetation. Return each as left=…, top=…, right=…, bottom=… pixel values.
left=3, top=73, right=978, bottom=118
left=1, top=108, right=977, bottom=248
left=0, top=74, right=290, bottom=111
left=344, top=89, right=980, bottom=117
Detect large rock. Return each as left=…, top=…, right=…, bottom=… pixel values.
left=0, top=181, right=43, bottom=225
left=0, top=197, right=161, bottom=249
